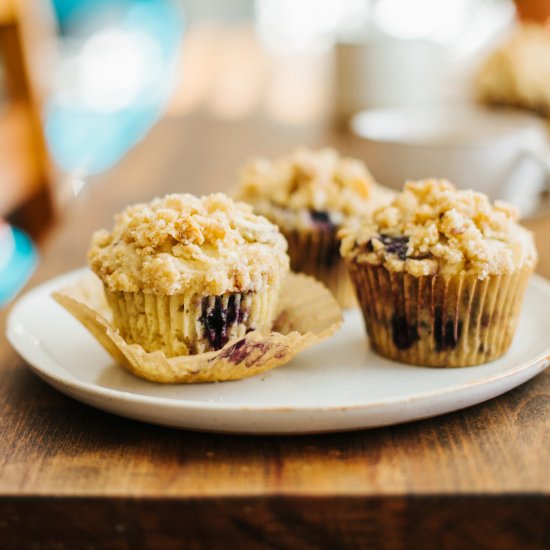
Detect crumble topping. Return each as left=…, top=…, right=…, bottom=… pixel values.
left=235, top=147, right=393, bottom=227
left=477, top=23, right=550, bottom=114
left=340, top=179, right=537, bottom=278
left=88, top=193, right=289, bottom=295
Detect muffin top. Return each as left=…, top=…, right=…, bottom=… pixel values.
left=477, top=23, right=550, bottom=112
left=235, top=147, right=393, bottom=229
left=88, top=193, right=289, bottom=296
left=340, top=179, right=537, bottom=279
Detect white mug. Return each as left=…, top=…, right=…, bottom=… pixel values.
left=351, top=105, right=550, bottom=216
left=334, top=38, right=448, bottom=122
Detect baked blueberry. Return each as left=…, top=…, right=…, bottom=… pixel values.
left=378, top=234, right=409, bottom=260
left=309, top=210, right=335, bottom=230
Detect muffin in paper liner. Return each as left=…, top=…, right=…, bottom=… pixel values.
left=52, top=272, right=343, bottom=384
left=234, top=148, right=395, bottom=310
left=87, top=193, right=291, bottom=359
left=340, top=179, right=537, bottom=366
left=346, top=262, right=533, bottom=367
left=103, top=285, right=280, bottom=357
left=283, top=226, right=356, bottom=310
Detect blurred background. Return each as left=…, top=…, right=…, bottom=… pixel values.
left=1, top=0, right=550, bottom=305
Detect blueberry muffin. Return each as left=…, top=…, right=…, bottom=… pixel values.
left=340, top=179, right=537, bottom=367
left=235, top=147, right=393, bottom=308
left=88, top=193, right=289, bottom=357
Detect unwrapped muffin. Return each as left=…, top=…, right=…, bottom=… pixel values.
left=340, top=179, right=537, bottom=367
left=235, top=147, right=393, bottom=308
left=88, top=193, right=289, bottom=357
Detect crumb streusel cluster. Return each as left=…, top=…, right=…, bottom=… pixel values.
left=340, top=179, right=537, bottom=278
left=89, top=193, right=289, bottom=295
left=477, top=23, right=550, bottom=114
left=236, top=148, right=392, bottom=227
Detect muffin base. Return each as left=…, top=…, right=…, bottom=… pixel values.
left=104, top=286, right=280, bottom=357
left=53, top=272, right=343, bottom=384
left=347, top=262, right=533, bottom=367
left=283, top=226, right=356, bottom=309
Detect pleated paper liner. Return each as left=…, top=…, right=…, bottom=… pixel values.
left=52, top=272, right=343, bottom=384
left=282, top=226, right=356, bottom=309
left=104, top=285, right=280, bottom=357
left=346, top=262, right=533, bottom=367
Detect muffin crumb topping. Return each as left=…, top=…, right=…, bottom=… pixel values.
left=88, top=193, right=289, bottom=295
left=477, top=23, right=550, bottom=114
left=340, top=179, right=537, bottom=278
left=236, top=147, right=392, bottom=225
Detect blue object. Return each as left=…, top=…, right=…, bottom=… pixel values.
left=0, top=227, right=38, bottom=308
left=46, top=0, right=185, bottom=175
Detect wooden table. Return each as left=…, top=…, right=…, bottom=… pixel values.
left=1, top=115, right=549, bottom=549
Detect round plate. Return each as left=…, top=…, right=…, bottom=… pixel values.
left=6, top=268, right=550, bottom=434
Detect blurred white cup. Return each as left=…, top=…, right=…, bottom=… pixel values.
left=334, top=38, right=448, bottom=122
left=351, top=105, right=550, bottom=216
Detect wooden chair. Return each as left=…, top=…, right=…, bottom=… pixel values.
left=0, top=0, right=56, bottom=241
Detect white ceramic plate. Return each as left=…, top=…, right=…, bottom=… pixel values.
left=6, top=268, right=550, bottom=434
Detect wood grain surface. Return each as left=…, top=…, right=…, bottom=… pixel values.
left=1, top=115, right=549, bottom=548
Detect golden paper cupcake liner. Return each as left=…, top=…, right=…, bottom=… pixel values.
left=346, top=262, right=532, bottom=367
left=52, top=272, right=342, bottom=383
left=282, top=226, right=356, bottom=309
left=104, top=285, right=279, bottom=357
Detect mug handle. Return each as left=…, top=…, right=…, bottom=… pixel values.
left=500, top=144, right=550, bottom=216
left=522, top=143, right=550, bottom=177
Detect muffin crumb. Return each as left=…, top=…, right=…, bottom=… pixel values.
left=88, top=193, right=289, bottom=295
left=340, top=179, right=537, bottom=278
left=236, top=147, right=393, bottom=226
left=477, top=23, right=550, bottom=115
